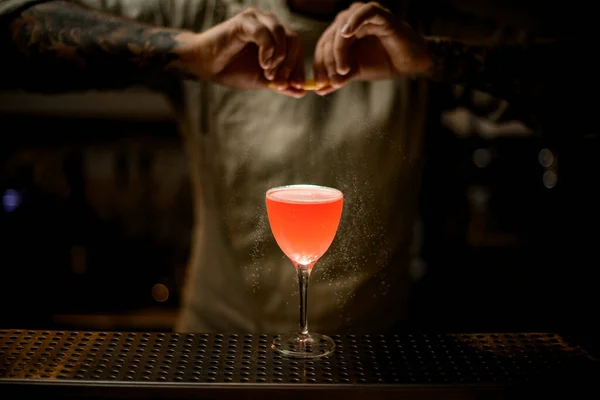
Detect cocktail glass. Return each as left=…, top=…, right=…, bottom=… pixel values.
left=265, top=184, right=343, bottom=359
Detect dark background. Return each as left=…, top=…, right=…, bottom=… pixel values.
left=0, top=82, right=598, bottom=334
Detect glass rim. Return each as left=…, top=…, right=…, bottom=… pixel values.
left=266, top=184, right=343, bottom=203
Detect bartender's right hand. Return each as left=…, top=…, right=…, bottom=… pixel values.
left=185, top=8, right=306, bottom=98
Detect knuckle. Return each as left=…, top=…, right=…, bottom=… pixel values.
left=369, top=2, right=386, bottom=12
left=251, top=25, right=268, bottom=38
left=240, top=7, right=256, bottom=17
left=365, top=2, right=380, bottom=12
left=335, top=11, right=348, bottom=22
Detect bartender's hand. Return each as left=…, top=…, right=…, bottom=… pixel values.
left=190, top=8, right=306, bottom=97
left=313, top=1, right=432, bottom=95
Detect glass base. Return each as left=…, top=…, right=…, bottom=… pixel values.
left=271, top=332, right=335, bottom=359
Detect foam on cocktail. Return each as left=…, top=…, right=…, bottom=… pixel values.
left=268, top=186, right=342, bottom=204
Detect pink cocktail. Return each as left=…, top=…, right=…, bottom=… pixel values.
left=266, top=184, right=343, bottom=358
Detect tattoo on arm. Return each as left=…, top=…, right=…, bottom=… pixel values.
left=5, top=0, right=195, bottom=91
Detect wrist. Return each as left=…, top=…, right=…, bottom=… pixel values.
left=422, top=38, right=444, bottom=81
left=172, top=31, right=213, bottom=81
left=389, top=22, right=433, bottom=77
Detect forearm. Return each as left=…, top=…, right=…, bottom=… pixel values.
left=3, top=0, right=203, bottom=92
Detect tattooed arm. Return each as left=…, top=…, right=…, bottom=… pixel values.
left=424, top=36, right=597, bottom=132
left=419, top=1, right=585, bottom=109
left=0, top=1, right=306, bottom=96
left=412, top=1, right=596, bottom=131
left=425, top=38, right=560, bottom=104
left=320, top=1, right=594, bottom=130
left=1, top=1, right=206, bottom=92
left=315, top=2, right=572, bottom=103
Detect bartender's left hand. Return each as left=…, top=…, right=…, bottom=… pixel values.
left=313, top=1, right=432, bottom=95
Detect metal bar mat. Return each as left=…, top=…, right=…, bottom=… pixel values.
left=1, top=330, right=597, bottom=397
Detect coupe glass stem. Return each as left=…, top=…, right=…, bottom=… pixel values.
left=296, top=263, right=313, bottom=336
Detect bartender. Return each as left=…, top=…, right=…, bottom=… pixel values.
left=0, top=0, right=590, bottom=333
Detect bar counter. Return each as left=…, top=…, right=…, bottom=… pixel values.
left=1, top=329, right=598, bottom=399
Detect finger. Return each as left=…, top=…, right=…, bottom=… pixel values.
left=352, top=22, right=389, bottom=39
left=273, top=30, right=300, bottom=89
left=254, top=12, right=287, bottom=71
left=341, top=2, right=392, bottom=38
left=267, top=79, right=306, bottom=98
left=333, top=21, right=355, bottom=75
left=269, top=78, right=320, bottom=91
left=315, top=66, right=353, bottom=95
left=270, top=85, right=307, bottom=98
left=313, top=27, right=335, bottom=89
left=315, top=84, right=338, bottom=96
left=289, top=38, right=306, bottom=89
left=264, top=67, right=277, bottom=81
left=323, top=40, right=341, bottom=87
left=313, top=42, right=329, bottom=89
left=237, top=14, right=277, bottom=70
left=289, top=65, right=305, bottom=90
